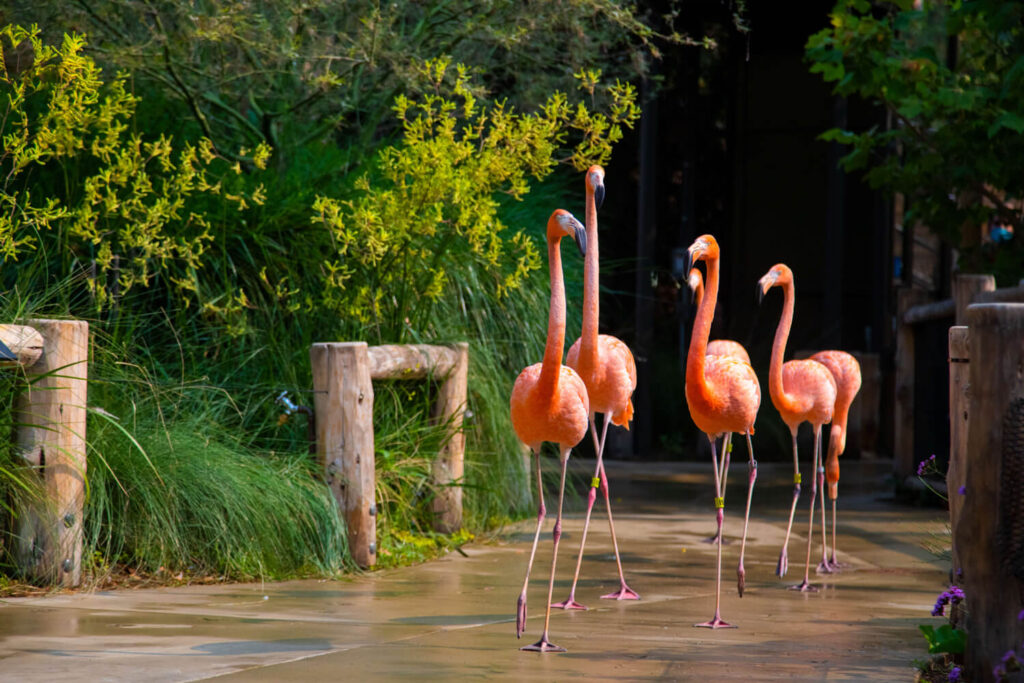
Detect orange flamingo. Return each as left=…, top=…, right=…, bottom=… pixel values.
left=687, top=267, right=752, bottom=549
left=809, top=350, right=861, bottom=572
left=510, top=208, right=590, bottom=653
left=685, top=234, right=761, bottom=627
left=553, top=166, right=639, bottom=611
left=757, top=264, right=837, bottom=592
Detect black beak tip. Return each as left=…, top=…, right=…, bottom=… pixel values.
left=690, top=287, right=697, bottom=305
left=594, top=184, right=605, bottom=211
left=686, top=251, right=695, bottom=275
left=574, top=225, right=587, bottom=257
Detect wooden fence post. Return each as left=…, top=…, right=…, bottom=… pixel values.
left=954, top=273, right=996, bottom=325
left=955, top=303, right=1024, bottom=679
left=431, top=342, right=468, bottom=533
left=895, top=288, right=928, bottom=480
left=311, top=342, right=376, bottom=568
left=14, top=319, right=88, bottom=587
left=947, top=325, right=969, bottom=575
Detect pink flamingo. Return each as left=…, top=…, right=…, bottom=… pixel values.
left=757, top=264, right=837, bottom=592
left=687, top=268, right=752, bottom=550
left=809, top=350, right=861, bottom=572
left=553, top=166, right=639, bottom=611
left=685, top=235, right=761, bottom=627
left=510, top=209, right=590, bottom=653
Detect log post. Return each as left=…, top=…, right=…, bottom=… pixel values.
left=947, top=326, right=969, bottom=575
left=0, top=325, right=44, bottom=368
left=311, top=342, right=376, bottom=568
left=431, top=342, right=468, bottom=533
left=956, top=304, right=1024, bottom=680
left=895, top=288, right=928, bottom=480
left=14, top=319, right=89, bottom=587
left=953, top=274, right=996, bottom=325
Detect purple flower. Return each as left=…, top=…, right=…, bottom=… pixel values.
left=1003, top=650, right=1018, bottom=666
left=958, top=485, right=966, bottom=495
left=994, top=663, right=1006, bottom=681
left=948, top=667, right=961, bottom=682
left=917, top=460, right=928, bottom=476
left=1019, top=608, right=1024, bottom=621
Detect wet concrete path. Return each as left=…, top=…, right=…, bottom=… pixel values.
left=0, top=460, right=948, bottom=681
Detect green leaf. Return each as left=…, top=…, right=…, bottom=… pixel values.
left=988, top=110, right=1024, bottom=137
left=919, top=623, right=966, bottom=655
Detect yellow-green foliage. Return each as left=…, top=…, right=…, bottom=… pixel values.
left=0, top=24, right=269, bottom=306
left=311, top=58, right=638, bottom=336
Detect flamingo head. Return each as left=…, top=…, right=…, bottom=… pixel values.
left=757, top=263, right=793, bottom=303
left=686, top=267, right=704, bottom=304
left=685, top=234, right=719, bottom=273
left=548, top=209, right=587, bottom=257
left=586, top=165, right=605, bottom=210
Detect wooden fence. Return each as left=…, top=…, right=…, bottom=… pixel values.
left=311, top=342, right=469, bottom=568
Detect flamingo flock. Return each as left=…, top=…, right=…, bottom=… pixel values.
left=510, top=168, right=862, bottom=652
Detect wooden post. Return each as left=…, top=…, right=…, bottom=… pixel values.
left=953, top=273, right=995, bottom=325
left=956, top=304, right=1024, bottom=679
left=15, top=319, right=88, bottom=587
left=947, top=325, right=969, bottom=575
left=431, top=342, right=468, bottom=533
left=311, top=342, right=376, bottom=568
left=895, top=288, right=928, bottom=480
left=0, top=325, right=44, bottom=367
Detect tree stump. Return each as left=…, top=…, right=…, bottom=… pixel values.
left=956, top=303, right=1024, bottom=680
left=947, top=325, right=969, bottom=575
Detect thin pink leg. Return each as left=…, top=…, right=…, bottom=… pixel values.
left=828, top=496, right=847, bottom=569
left=597, top=415, right=639, bottom=601
left=516, top=449, right=546, bottom=639
left=736, top=432, right=757, bottom=597
left=696, top=436, right=736, bottom=628
left=704, top=434, right=731, bottom=545
left=522, top=449, right=571, bottom=653
left=776, top=431, right=801, bottom=577
left=816, top=460, right=832, bottom=575
left=790, top=427, right=821, bottom=592
left=552, top=419, right=603, bottom=610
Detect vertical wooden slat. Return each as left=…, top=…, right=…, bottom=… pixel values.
left=953, top=273, right=995, bottom=326
left=956, top=303, right=1024, bottom=679
left=947, top=325, right=969, bottom=575
left=15, top=319, right=89, bottom=587
left=895, top=288, right=928, bottom=480
left=431, top=342, right=468, bottom=533
left=312, top=342, right=376, bottom=568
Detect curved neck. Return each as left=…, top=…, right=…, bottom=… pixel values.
left=686, top=255, right=718, bottom=387
left=538, top=234, right=566, bottom=396
left=693, top=276, right=704, bottom=309
left=769, top=279, right=795, bottom=406
left=579, top=185, right=599, bottom=369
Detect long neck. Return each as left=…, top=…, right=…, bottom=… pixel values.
left=686, top=255, right=718, bottom=388
left=769, top=279, right=795, bottom=406
left=538, top=235, right=566, bottom=396
left=578, top=185, right=599, bottom=369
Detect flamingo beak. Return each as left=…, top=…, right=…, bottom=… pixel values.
left=757, top=273, right=776, bottom=304
left=573, top=221, right=587, bottom=257
left=594, top=183, right=605, bottom=211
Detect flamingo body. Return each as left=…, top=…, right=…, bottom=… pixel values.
left=566, top=335, right=635, bottom=426
left=511, top=364, right=590, bottom=449
left=685, top=354, right=760, bottom=438
left=775, top=360, right=837, bottom=430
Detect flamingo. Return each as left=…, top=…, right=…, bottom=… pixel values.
left=553, top=165, right=639, bottom=612
left=809, top=350, right=862, bottom=572
left=685, top=234, right=761, bottom=627
left=687, top=267, right=752, bottom=550
left=757, top=263, right=837, bottom=592
left=510, top=208, right=590, bottom=653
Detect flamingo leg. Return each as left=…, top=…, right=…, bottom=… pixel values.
left=552, top=417, right=604, bottom=610
left=696, top=435, right=736, bottom=628
left=790, top=427, right=821, bottom=592
left=703, top=434, right=732, bottom=545
left=776, top=431, right=801, bottom=577
left=736, top=432, right=758, bottom=597
left=522, top=449, right=571, bottom=653
left=828, top=495, right=847, bottom=569
left=597, top=415, right=640, bottom=601
left=816, top=456, right=833, bottom=575
left=517, top=449, right=547, bottom=639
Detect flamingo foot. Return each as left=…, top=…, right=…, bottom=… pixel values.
left=788, top=580, right=818, bottom=592
left=520, top=637, right=566, bottom=653
left=601, top=583, right=640, bottom=600
left=828, top=554, right=849, bottom=570
left=815, top=559, right=834, bottom=575
left=694, top=616, right=736, bottom=629
left=737, top=564, right=746, bottom=598
left=515, top=593, right=527, bottom=638
left=551, top=596, right=588, bottom=610
left=776, top=549, right=789, bottom=577
left=702, top=531, right=722, bottom=545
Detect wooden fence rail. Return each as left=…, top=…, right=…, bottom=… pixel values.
left=310, top=342, right=469, bottom=568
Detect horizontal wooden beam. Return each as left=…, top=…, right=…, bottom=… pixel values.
left=0, top=324, right=44, bottom=368
left=975, top=284, right=1024, bottom=304
left=903, top=298, right=954, bottom=325
left=368, top=344, right=459, bottom=379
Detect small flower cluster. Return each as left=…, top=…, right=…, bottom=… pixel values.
left=948, top=666, right=961, bottom=681
left=918, top=454, right=938, bottom=476
left=993, top=611, right=1024, bottom=681
left=932, top=585, right=965, bottom=617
